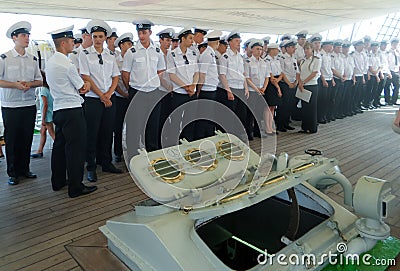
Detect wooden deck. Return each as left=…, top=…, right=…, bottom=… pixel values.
left=0, top=106, right=400, bottom=270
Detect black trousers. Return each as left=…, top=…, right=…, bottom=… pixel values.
left=51, top=108, right=86, bottom=195
left=353, top=76, right=364, bottom=109
left=84, top=96, right=116, bottom=171
left=1, top=105, right=36, bottom=178
left=389, top=71, right=400, bottom=104
left=195, top=90, right=217, bottom=140
left=376, top=73, right=388, bottom=105
left=333, top=79, right=343, bottom=117
left=276, top=82, right=296, bottom=129
left=113, top=96, right=129, bottom=157
left=127, top=88, right=162, bottom=153
left=169, top=92, right=196, bottom=143
left=367, top=76, right=379, bottom=106
left=317, top=78, right=332, bottom=122
left=301, top=84, right=318, bottom=132
left=343, top=80, right=354, bottom=115
left=159, top=91, right=172, bottom=149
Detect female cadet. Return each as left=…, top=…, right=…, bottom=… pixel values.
left=244, top=39, right=270, bottom=139
left=298, top=42, right=321, bottom=134
left=264, top=43, right=283, bottom=135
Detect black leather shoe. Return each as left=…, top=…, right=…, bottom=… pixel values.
left=87, top=171, right=98, bottom=182
left=31, top=153, right=43, bottom=158
left=24, top=172, right=37, bottom=179
left=318, top=120, right=327, bottom=124
left=115, top=155, right=122, bottom=163
left=69, top=185, right=97, bottom=198
left=52, top=181, right=67, bottom=191
left=277, top=127, right=287, bottom=132
left=8, top=177, right=19, bottom=185
left=284, top=125, right=295, bottom=130
left=102, top=164, right=123, bottom=174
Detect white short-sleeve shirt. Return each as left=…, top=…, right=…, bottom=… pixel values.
left=0, top=48, right=43, bottom=107
left=79, top=46, right=120, bottom=98
left=198, top=46, right=219, bottom=91
left=244, top=56, right=270, bottom=91
left=167, top=47, right=199, bottom=94
left=122, top=41, right=165, bottom=92
left=218, top=48, right=245, bottom=89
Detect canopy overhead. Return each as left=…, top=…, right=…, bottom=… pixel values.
left=1, top=0, right=400, bottom=34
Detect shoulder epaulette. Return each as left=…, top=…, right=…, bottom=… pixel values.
left=72, top=51, right=78, bottom=55
left=350, top=52, right=354, bottom=55
left=171, top=52, right=175, bottom=57
left=245, top=59, right=250, bottom=63
left=223, top=54, right=228, bottom=59
left=33, top=56, right=38, bottom=61
left=215, top=55, right=218, bottom=60
left=0, top=54, right=6, bottom=59
left=110, top=51, right=115, bottom=55
left=156, top=47, right=160, bottom=53
left=130, top=47, right=136, bottom=53
left=192, top=51, right=197, bottom=56
left=331, top=55, right=335, bottom=58
left=314, top=56, right=320, bottom=60
left=83, top=49, right=89, bottom=55
left=265, top=57, right=271, bottom=61
left=280, top=56, right=285, bottom=60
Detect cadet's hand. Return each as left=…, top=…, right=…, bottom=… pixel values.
left=227, top=90, right=234, bottom=101
left=332, top=79, right=336, bottom=87
left=277, top=88, right=282, bottom=97
left=322, top=80, right=328, bottom=88
left=100, top=94, right=112, bottom=107
left=259, top=87, right=265, bottom=95
left=79, top=82, right=90, bottom=94
left=15, top=81, right=29, bottom=91
left=245, top=88, right=250, bottom=99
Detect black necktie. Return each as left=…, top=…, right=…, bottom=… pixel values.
left=395, top=52, right=398, bottom=66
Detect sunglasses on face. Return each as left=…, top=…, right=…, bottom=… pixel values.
left=97, top=54, right=103, bottom=65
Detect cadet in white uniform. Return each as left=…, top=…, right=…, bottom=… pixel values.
left=367, top=41, right=381, bottom=108
left=74, top=34, right=82, bottom=49
left=318, top=40, right=335, bottom=123
left=113, top=32, right=133, bottom=163
left=387, top=38, right=400, bottom=105
left=351, top=40, right=366, bottom=113
left=295, top=30, right=308, bottom=63
left=157, top=28, right=174, bottom=147
left=219, top=31, right=249, bottom=139
left=69, top=27, right=93, bottom=71
left=261, top=36, right=271, bottom=59
left=79, top=19, right=122, bottom=182
left=122, top=19, right=166, bottom=153
left=107, top=28, right=120, bottom=58
left=196, top=30, right=221, bottom=139
left=244, top=39, right=270, bottom=139
left=277, top=39, right=300, bottom=132
left=167, top=28, right=199, bottom=142
left=341, top=40, right=356, bottom=116
left=0, top=21, right=43, bottom=185
left=378, top=41, right=391, bottom=106
left=191, top=28, right=207, bottom=56
left=331, top=40, right=346, bottom=119
left=46, top=25, right=97, bottom=198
